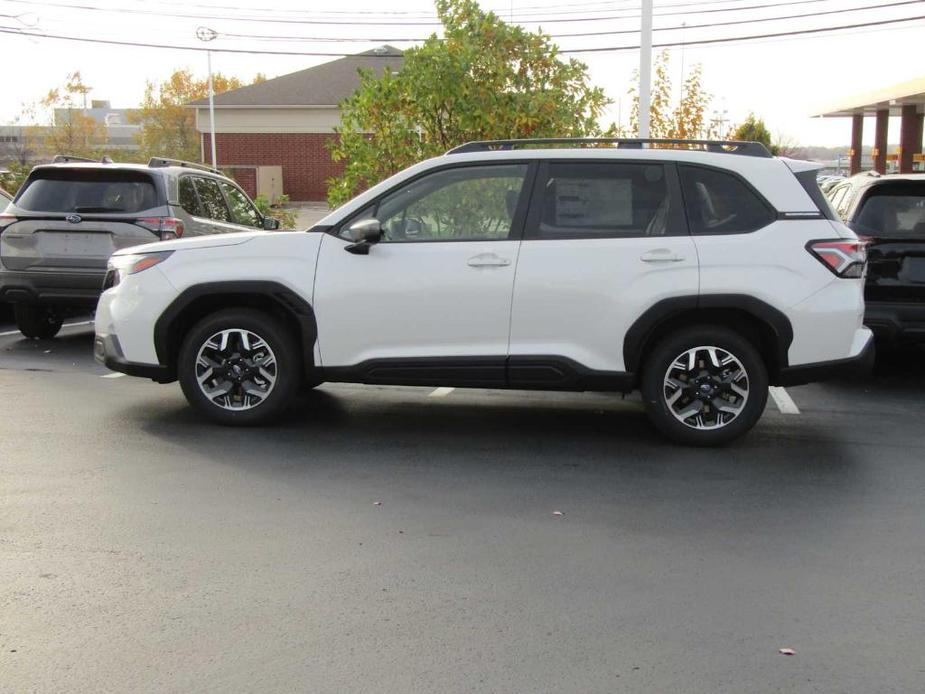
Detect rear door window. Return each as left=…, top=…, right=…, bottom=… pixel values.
left=194, top=177, right=231, bottom=222
left=855, top=185, right=925, bottom=239
left=527, top=162, right=672, bottom=239
left=16, top=169, right=158, bottom=213
left=219, top=181, right=262, bottom=228
left=178, top=176, right=204, bottom=217
left=679, top=165, right=775, bottom=235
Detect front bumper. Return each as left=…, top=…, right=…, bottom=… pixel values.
left=865, top=301, right=925, bottom=344
left=94, top=333, right=175, bottom=383
left=776, top=331, right=875, bottom=387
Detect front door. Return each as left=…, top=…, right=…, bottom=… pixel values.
left=313, top=163, right=532, bottom=384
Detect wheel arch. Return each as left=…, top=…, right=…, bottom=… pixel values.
left=153, top=281, right=317, bottom=379
left=623, top=295, right=794, bottom=384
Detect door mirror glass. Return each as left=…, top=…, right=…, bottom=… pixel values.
left=263, top=216, right=280, bottom=230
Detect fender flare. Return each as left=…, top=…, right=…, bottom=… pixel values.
left=622, top=294, right=794, bottom=375
left=153, top=281, right=318, bottom=376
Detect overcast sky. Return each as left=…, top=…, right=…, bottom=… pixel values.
left=2, top=0, right=923, bottom=146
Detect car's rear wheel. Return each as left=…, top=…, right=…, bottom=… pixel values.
left=177, top=308, right=301, bottom=426
left=641, top=326, right=768, bottom=446
left=14, top=304, right=63, bottom=340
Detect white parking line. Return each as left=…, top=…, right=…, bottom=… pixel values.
left=101, top=372, right=126, bottom=379
left=428, top=387, right=455, bottom=397
left=769, top=386, right=801, bottom=415
left=0, top=320, right=93, bottom=337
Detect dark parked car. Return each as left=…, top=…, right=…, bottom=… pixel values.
left=0, top=155, right=279, bottom=339
left=826, top=172, right=925, bottom=344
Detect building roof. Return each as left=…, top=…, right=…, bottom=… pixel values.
left=188, top=46, right=404, bottom=108
left=815, top=76, right=925, bottom=117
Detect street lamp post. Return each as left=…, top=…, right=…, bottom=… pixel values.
left=196, top=26, right=219, bottom=168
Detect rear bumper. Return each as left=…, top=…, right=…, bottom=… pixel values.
left=776, top=331, right=875, bottom=387
left=0, top=268, right=104, bottom=306
left=94, top=333, right=175, bottom=383
left=865, top=301, right=925, bottom=343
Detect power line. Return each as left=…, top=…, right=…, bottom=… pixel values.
left=215, top=1, right=924, bottom=43
left=0, top=0, right=840, bottom=26
left=2, top=13, right=923, bottom=54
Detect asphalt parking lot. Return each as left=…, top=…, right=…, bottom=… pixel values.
left=2, top=318, right=924, bottom=693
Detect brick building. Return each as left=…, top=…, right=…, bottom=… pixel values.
left=188, top=46, right=403, bottom=202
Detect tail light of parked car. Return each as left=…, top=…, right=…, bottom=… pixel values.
left=135, top=217, right=185, bottom=240
left=0, top=213, right=16, bottom=234
left=807, top=239, right=868, bottom=278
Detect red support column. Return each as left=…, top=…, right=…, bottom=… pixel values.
left=873, top=109, right=889, bottom=174
left=899, top=105, right=920, bottom=174
left=850, top=113, right=863, bottom=175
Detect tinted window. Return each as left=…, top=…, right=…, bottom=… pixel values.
left=375, top=164, right=527, bottom=242
left=795, top=170, right=837, bottom=220
left=17, top=169, right=157, bottom=213
left=854, top=185, right=925, bottom=239
left=194, top=177, right=230, bottom=222
left=529, top=162, right=669, bottom=238
left=680, top=165, right=775, bottom=234
left=178, top=177, right=203, bottom=217
left=220, top=181, right=262, bottom=228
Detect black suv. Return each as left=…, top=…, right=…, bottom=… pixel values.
left=826, top=172, right=925, bottom=344
left=0, top=155, right=279, bottom=339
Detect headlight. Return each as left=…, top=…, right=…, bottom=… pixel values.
left=105, top=251, right=173, bottom=288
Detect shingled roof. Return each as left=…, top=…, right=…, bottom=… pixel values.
left=187, top=46, right=404, bottom=108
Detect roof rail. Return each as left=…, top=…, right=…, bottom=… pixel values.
left=52, top=154, right=100, bottom=164
left=446, top=138, right=773, bottom=158
left=148, top=157, right=220, bottom=174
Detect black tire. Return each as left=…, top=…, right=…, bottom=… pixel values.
left=14, top=304, right=63, bottom=340
left=640, top=325, right=769, bottom=446
left=177, top=308, right=301, bottom=426
left=303, top=371, right=325, bottom=390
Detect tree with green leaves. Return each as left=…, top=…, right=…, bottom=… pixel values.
left=131, top=69, right=261, bottom=162
left=326, top=0, right=610, bottom=206
left=731, top=113, right=782, bottom=155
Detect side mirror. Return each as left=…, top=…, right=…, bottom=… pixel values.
left=345, top=218, right=383, bottom=254
left=263, top=217, right=280, bottom=230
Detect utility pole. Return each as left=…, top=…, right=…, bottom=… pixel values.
left=196, top=27, right=219, bottom=168
left=638, top=0, right=653, bottom=139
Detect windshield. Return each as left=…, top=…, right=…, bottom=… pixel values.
left=855, top=184, right=925, bottom=239
left=16, top=169, right=158, bottom=214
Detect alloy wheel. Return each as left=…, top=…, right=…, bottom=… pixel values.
left=194, top=328, right=278, bottom=411
left=662, top=345, right=749, bottom=430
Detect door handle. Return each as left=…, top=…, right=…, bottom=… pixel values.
left=467, top=253, right=511, bottom=267
left=640, top=249, right=685, bottom=263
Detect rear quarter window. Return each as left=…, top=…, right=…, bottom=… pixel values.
left=16, top=169, right=159, bottom=214
left=679, top=165, right=775, bottom=235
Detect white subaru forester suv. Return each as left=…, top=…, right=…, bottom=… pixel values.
left=95, top=138, right=872, bottom=445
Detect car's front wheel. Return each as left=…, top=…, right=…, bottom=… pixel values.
left=640, top=326, right=769, bottom=446
left=177, top=308, right=301, bottom=425
left=14, top=304, right=63, bottom=340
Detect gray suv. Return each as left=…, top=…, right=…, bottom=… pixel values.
left=0, top=156, right=279, bottom=338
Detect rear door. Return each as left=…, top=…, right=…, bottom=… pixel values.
left=0, top=167, right=163, bottom=273
left=508, top=160, right=698, bottom=380
left=850, top=181, right=925, bottom=304
left=191, top=177, right=236, bottom=235
left=174, top=175, right=219, bottom=237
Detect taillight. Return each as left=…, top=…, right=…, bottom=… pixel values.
left=0, top=213, right=17, bottom=233
left=135, top=216, right=185, bottom=240
left=807, top=239, right=867, bottom=278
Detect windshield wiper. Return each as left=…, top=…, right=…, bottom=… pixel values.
left=73, top=206, right=126, bottom=213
